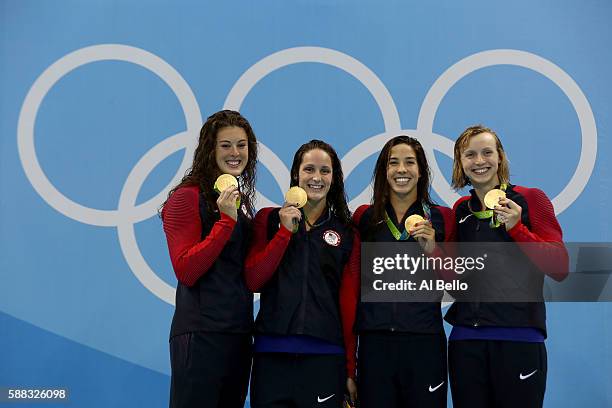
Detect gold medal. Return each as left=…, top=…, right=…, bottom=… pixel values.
left=285, top=186, right=308, bottom=208
left=213, top=174, right=238, bottom=193
left=484, top=188, right=506, bottom=209
left=404, top=214, right=425, bottom=234
left=214, top=174, right=240, bottom=209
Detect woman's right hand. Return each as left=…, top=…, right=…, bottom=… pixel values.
left=279, top=202, right=302, bottom=232
left=216, top=186, right=240, bottom=221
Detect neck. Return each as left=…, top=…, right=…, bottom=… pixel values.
left=304, top=199, right=326, bottom=226
left=389, top=190, right=417, bottom=221
left=473, top=177, right=501, bottom=211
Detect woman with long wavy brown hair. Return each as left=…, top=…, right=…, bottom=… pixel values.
left=161, top=110, right=257, bottom=408
left=342, top=135, right=454, bottom=408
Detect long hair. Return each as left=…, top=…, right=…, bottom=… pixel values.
left=161, top=110, right=258, bottom=219
left=370, top=135, right=434, bottom=226
left=451, top=125, right=510, bottom=190
left=289, top=140, right=351, bottom=226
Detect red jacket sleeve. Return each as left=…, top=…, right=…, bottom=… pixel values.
left=440, top=205, right=456, bottom=243
left=244, top=208, right=293, bottom=292
left=162, top=186, right=236, bottom=287
left=340, top=205, right=369, bottom=380
left=508, top=187, right=569, bottom=282
left=340, top=228, right=361, bottom=379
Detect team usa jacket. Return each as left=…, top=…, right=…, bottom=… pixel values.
left=341, top=201, right=455, bottom=379
left=444, top=184, right=569, bottom=337
left=245, top=207, right=359, bottom=347
left=162, top=186, right=254, bottom=339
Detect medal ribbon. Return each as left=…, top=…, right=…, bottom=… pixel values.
left=470, top=183, right=507, bottom=228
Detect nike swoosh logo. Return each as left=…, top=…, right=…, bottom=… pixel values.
left=519, top=370, right=538, bottom=380
left=317, top=394, right=335, bottom=403
left=458, top=214, right=472, bottom=224
left=428, top=381, right=444, bottom=392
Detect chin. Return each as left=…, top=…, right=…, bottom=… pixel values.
left=307, top=193, right=327, bottom=202
left=471, top=175, right=494, bottom=184
left=392, top=186, right=415, bottom=195
left=223, top=167, right=244, bottom=176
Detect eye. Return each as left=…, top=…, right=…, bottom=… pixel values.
left=464, top=152, right=474, bottom=158
left=220, top=143, right=231, bottom=149
left=388, top=160, right=398, bottom=166
left=237, top=142, right=247, bottom=149
left=484, top=150, right=493, bottom=156
left=321, top=168, right=331, bottom=174
left=303, top=166, right=314, bottom=173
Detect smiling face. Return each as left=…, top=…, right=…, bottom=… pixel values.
left=460, top=132, right=500, bottom=190
left=386, top=143, right=420, bottom=200
left=215, top=126, right=248, bottom=177
left=298, top=148, right=333, bottom=204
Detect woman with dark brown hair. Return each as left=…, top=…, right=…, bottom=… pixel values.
left=342, top=135, right=454, bottom=408
left=160, top=110, right=258, bottom=408
left=245, top=140, right=358, bottom=408
left=446, top=125, right=568, bottom=408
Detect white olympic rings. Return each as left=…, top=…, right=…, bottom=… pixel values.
left=17, top=44, right=597, bottom=305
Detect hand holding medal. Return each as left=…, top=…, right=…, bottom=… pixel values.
left=214, top=174, right=240, bottom=220
left=405, top=214, right=436, bottom=254
left=494, top=196, right=522, bottom=230
left=281, top=186, right=307, bottom=233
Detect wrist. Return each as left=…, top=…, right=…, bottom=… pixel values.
left=278, top=223, right=294, bottom=237
left=220, top=211, right=238, bottom=224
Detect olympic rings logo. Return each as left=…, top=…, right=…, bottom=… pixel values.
left=17, top=44, right=597, bottom=305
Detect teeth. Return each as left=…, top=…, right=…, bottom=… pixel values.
left=227, top=160, right=240, bottom=166
left=473, top=168, right=489, bottom=174
left=394, top=177, right=411, bottom=185
left=308, top=185, right=323, bottom=190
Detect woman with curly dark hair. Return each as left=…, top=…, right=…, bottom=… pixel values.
left=161, top=110, right=258, bottom=408
left=245, top=140, right=358, bottom=408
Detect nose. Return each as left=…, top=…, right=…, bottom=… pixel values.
left=474, top=154, right=485, bottom=165
left=398, top=162, right=407, bottom=173
left=231, top=145, right=240, bottom=156
left=312, top=169, right=325, bottom=181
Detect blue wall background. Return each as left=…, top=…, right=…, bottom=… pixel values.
left=1, top=1, right=610, bottom=406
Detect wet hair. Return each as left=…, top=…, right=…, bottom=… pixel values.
left=161, top=110, right=258, bottom=219
left=370, top=135, right=434, bottom=226
left=289, top=139, right=351, bottom=226
left=451, top=125, right=510, bottom=190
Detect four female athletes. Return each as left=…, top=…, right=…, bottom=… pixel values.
left=161, top=111, right=567, bottom=408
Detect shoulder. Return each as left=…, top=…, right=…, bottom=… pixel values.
left=430, top=204, right=453, bottom=240
left=431, top=204, right=452, bottom=218
left=171, top=185, right=200, bottom=200
left=511, top=185, right=556, bottom=218
left=452, top=196, right=471, bottom=213
left=512, top=185, right=551, bottom=203
left=162, top=185, right=200, bottom=219
left=256, top=206, right=279, bottom=216
left=352, top=204, right=371, bottom=225
left=254, top=207, right=280, bottom=222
